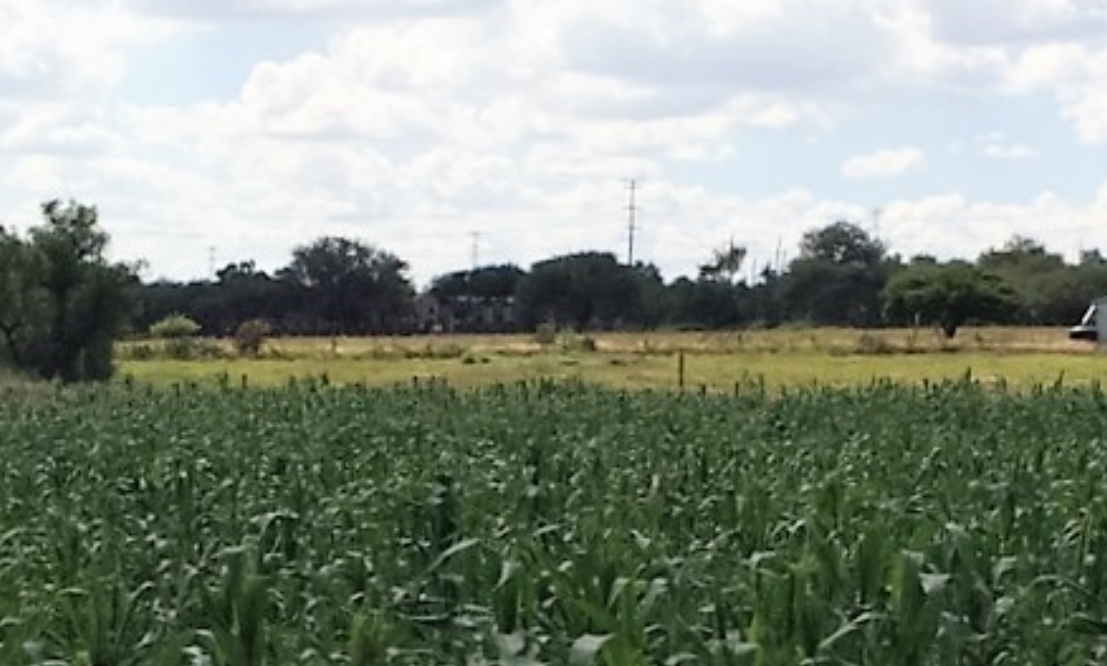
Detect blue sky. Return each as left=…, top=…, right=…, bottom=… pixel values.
left=122, top=23, right=335, bottom=105
left=3, top=0, right=1107, bottom=287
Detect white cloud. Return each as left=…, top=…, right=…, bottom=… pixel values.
left=558, top=0, right=896, bottom=98
left=876, top=6, right=1011, bottom=92
left=0, top=0, right=177, bottom=98
left=879, top=190, right=1101, bottom=263
left=968, top=132, right=1041, bottom=160
left=842, top=147, right=925, bottom=180
left=120, top=0, right=502, bottom=21
left=0, top=104, right=121, bottom=156
left=3, top=0, right=1107, bottom=287
left=1007, top=43, right=1107, bottom=143
left=982, top=143, right=1039, bottom=161
left=922, top=0, right=1107, bottom=46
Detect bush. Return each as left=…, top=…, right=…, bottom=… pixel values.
left=559, top=333, right=597, bottom=352
left=534, top=322, right=557, bottom=345
left=856, top=332, right=894, bottom=355
left=460, top=351, right=490, bottom=365
left=119, top=343, right=155, bottom=361
left=149, top=314, right=201, bottom=339
left=148, top=314, right=202, bottom=360
left=234, top=319, right=269, bottom=358
left=163, top=338, right=195, bottom=360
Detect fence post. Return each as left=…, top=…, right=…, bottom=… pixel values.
left=678, top=351, right=686, bottom=390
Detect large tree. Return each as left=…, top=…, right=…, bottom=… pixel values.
left=280, top=236, right=414, bottom=334
left=977, top=236, right=1067, bottom=323
left=883, top=260, right=1018, bottom=338
left=0, top=228, right=48, bottom=368
left=0, top=201, right=135, bottom=381
left=427, top=264, right=526, bottom=333
left=660, top=242, right=754, bottom=329
left=514, top=252, right=656, bottom=330
left=430, top=264, right=525, bottom=300
left=779, top=221, right=890, bottom=326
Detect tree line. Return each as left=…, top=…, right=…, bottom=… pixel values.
left=136, top=219, right=1107, bottom=340
left=4, top=199, right=1107, bottom=381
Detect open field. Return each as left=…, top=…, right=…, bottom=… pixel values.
left=4, top=380, right=1107, bottom=663
left=118, top=326, right=1107, bottom=390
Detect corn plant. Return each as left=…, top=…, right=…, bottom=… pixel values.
left=3, top=379, right=1107, bottom=663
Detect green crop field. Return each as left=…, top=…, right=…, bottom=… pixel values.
left=4, top=379, right=1107, bottom=664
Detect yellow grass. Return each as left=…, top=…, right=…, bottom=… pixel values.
left=122, top=326, right=1090, bottom=357
left=116, top=326, right=1107, bottom=391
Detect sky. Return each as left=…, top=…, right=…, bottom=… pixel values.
left=3, top=0, right=1107, bottom=287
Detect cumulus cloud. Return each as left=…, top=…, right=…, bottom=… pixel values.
left=1006, top=42, right=1107, bottom=143
left=119, top=0, right=502, bottom=21
left=891, top=0, right=1107, bottom=144
left=841, top=147, right=925, bottom=180
left=559, top=0, right=895, bottom=97
left=0, top=0, right=177, bottom=98
left=879, top=190, right=1101, bottom=263
left=954, top=132, right=1041, bottom=160
left=2, top=0, right=1107, bottom=285
left=981, top=139, right=1040, bottom=161
left=922, top=0, right=1107, bottom=46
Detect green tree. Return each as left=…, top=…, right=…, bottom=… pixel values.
left=514, top=252, right=655, bottom=330
left=212, top=261, right=286, bottom=334
left=779, top=221, right=890, bottom=326
left=665, top=277, right=750, bottom=329
left=660, top=242, right=753, bottom=329
left=0, top=229, right=49, bottom=367
left=977, top=236, right=1066, bottom=323
left=430, top=264, right=525, bottom=300
left=698, top=240, right=748, bottom=284
left=427, top=264, right=526, bottom=333
left=800, top=220, right=886, bottom=265
left=883, top=261, right=1018, bottom=338
left=0, top=201, right=135, bottom=381
left=280, top=236, right=414, bottom=334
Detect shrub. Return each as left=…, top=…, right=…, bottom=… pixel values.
left=234, top=319, right=269, bottom=358
left=149, top=314, right=201, bottom=339
left=534, top=322, right=557, bottom=345
left=856, top=332, right=894, bottom=355
left=163, top=338, right=195, bottom=360
left=149, top=314, right=202, bottom=360
left=120, top=343, right=155, bottom=361
left=559, top=333, right=597, bottom=352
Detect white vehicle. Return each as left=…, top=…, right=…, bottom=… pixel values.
left=1071, top=303, right=1098, bottom=341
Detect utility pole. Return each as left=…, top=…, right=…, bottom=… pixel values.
left=626, top=179, right=638, bottom=266
left=208, top=246, right=216, bottom=281
left=871, top=206, right=883, bottom=242
left=470, top=230, right=481, bottom=270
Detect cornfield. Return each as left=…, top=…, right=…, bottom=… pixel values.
left=3, top=378, right=1107, bottom=664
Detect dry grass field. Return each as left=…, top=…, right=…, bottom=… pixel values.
left=115, top=326, right=1107, bottom=391
left=221, top=325, right=1087, bottom=355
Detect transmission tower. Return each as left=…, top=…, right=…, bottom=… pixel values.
left=626, top=180, right=638, bottom=265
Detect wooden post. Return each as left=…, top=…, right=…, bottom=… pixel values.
left=678, top=351, right=686, bottom=390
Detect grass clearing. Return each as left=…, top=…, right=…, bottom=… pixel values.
left=118, top=327, right=1107, bottom=391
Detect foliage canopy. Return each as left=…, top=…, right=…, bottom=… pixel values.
left=0, top=200, right=134, bottom=381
